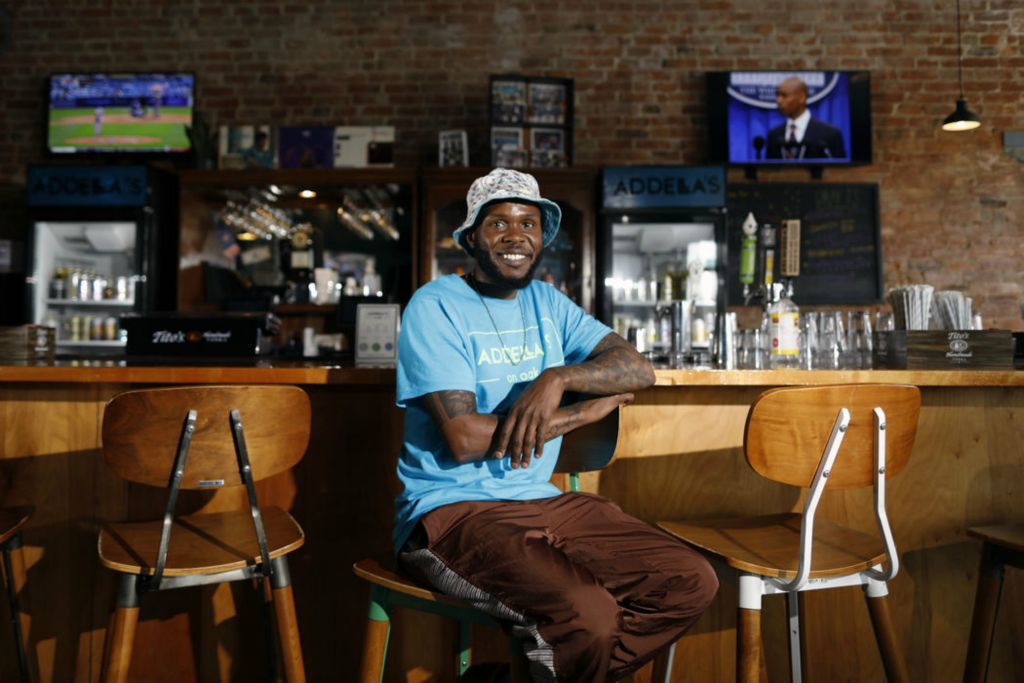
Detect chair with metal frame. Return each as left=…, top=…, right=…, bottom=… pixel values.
left=0, top=507, right=35, bottom=683
left=962, top=523, right=1024, bottom=683
left=658, top=383, right=920, bottom=683
left=353, top=408, right=625, bottom=683
left=97, top=385, right=310, bottom=683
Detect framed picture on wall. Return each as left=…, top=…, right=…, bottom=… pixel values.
left=438, top=129, right=469, bottom=167
left=489, top=75, right=573, bottom=168
left=491, top=127, right=526, bottom=168
left=491, top=79, right=527, bottom=125
left=527, top=82, right=568, bottom=125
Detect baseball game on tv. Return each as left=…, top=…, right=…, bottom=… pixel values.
left=707, top=70, right=872, bottom=166
left=47, top=73, right=195, bottom=154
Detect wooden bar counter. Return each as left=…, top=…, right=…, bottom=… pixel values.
left=0, top=363, right=1021, bottom=681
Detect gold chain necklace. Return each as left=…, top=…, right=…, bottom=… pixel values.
left=464, top=274, right=528, bottom=366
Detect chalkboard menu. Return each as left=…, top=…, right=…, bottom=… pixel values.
left=726, top=183, right=882, bottom=305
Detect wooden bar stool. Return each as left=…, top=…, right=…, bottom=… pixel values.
left=0, top=508, right=34, bottom=683
left=658, top=384, right=920, bottom=683
left=353, top=409, right=624, bottom=683
left=97, top=385, right=311, bottom=683
left=963, top=523, right=1024, bottom=683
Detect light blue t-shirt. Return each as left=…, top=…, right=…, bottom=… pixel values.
left=393, top=275, right=612, bottom=552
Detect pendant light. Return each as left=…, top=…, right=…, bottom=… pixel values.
left=942, top=0, right=981, bottom=131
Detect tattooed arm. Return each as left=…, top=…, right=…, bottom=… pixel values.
left=490, top=332, right=654, bottom=465
left=419, top=389, right=633, bottom=469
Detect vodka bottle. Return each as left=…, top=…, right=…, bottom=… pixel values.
left=768, top=283, right=801, bottom=369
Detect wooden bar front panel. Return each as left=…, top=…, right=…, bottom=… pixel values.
left=0, top=371, right=1021, bottom=681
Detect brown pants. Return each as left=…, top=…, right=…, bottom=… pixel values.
left=399, top=492, right=718, bottom=682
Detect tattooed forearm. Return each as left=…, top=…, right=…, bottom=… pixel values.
left=418, top=390, right=600, bottom=464
left=552, top=333, right=655, bottom=395
left=541, top=402, right=586, bottom=441
left=423, top=390, right=478, bottom=423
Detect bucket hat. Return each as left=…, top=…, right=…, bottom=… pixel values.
left=452, top=168, right=561, bottom=251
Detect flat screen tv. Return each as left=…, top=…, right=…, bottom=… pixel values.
left=47, top=73, right=194, bottom=154
left=707, top=70, right=872, bottom=166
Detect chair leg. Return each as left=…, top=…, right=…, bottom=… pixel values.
left=2, top=534, right=34, bottom=683
left=508, top=635, right=531, bottom=683
left=737, top=574, right=764, bottom=683
left=269, top=556, right=305, bottom=683
left=456, top=619, right=472, bottom=678
left=650, top=641, right=676, bottom=683
left=786, top=592, right=805, bottom=683
left=963, top=543, right=1005, bottom=683
left=358, top=584, right=392, bottom=683
left=100, top=574, right=141, bottom=683
left=864, top=580, right=909, bottom=683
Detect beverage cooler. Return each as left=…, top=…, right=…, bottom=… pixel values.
left=597, top=166, right=727, bottom=365
left=26, top=164, right=178, bottom=355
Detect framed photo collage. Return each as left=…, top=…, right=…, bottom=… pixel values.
left=489, top=75, right=573, bottom=169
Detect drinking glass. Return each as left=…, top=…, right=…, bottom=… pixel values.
left=742, top=329, right=767, bottom=370
left=800, top=311, right=819, bottom=370
left=854, top=311, right=874, bottom=369
left=818, top=312, right=842, bottom=370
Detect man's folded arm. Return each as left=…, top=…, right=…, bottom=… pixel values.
left=418, top=389, right=620, bottom=465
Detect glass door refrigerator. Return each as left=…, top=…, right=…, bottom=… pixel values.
left=25, top=165, right=179, bottom=356
left=597, top=166, right=728, bottom=366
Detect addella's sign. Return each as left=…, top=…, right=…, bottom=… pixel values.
left=602, top=166, right=726, bottom=209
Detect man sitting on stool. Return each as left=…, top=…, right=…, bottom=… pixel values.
left=393, top=168, right=718, bottom=682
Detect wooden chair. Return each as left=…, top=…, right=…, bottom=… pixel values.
left=98, top=385, right=311, bottom=683
left=963, top=523, right=1024, bottom=683
left=0, top=508, right=34, bottom=683
left=353, top=408, right=625, bottom=683
left=658, top=384, right=921, bottom=683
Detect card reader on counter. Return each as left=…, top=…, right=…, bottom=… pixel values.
left=121, top=313, right=280, bottom=357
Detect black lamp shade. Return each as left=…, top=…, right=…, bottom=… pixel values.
left=942, top=98, right=981, bottom=131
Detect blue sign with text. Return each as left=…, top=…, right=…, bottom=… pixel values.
left=602, top=166, right=726, bottom=209
left=27, top=165, right=148, bottom=207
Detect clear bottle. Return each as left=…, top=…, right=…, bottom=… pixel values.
left=768, top=283, right=801, bottom=369
left=362, top=257, right=382, bottom=297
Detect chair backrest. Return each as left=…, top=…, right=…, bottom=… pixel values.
left=744, top=384, right=920, bottom=489
left=102, top=385, right=311, bottom=489
left=555, top=406, right=623, bottom=476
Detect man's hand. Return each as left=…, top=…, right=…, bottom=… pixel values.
left=490, top=370, right=566, bottom=469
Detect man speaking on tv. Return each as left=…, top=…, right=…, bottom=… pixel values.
left=766, top=76, right=846, bottom=160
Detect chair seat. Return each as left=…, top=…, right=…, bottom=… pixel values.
left=966, top=523, right=1024, bottom=553
left=0, top=508, right=31, bottom=546
left=99, top=506, right=304, bottom=576
left=658, top=512, right=887, bottom=579
left=354, top=556, right=478, bottom=610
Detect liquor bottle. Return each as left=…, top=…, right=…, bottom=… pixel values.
left=362, top=257, right=382, bottom=297
left=768, top=283, right=800, bottom=369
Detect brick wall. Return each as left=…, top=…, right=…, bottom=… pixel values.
left=1, top=0, right=1021, bottom=328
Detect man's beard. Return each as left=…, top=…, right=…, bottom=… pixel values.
left=471, top=241, right=543, bottom=290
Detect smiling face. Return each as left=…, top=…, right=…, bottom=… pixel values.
left=776, top=77, right=808, bottom=119
left=466, top=201, right=543, bottom=294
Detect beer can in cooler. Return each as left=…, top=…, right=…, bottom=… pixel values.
left=70, top=315, right=83, bottom=341
left=69, top=271, right=82, bottom=300
left=116, top=276, right=130, bottom=301
left=92, top=276, right=107, bottom=301
left=104, top=316, right=118, bottom=341
left=78, top=273, right=92, bottom=301
left=90, top=317, right=103, bottom=341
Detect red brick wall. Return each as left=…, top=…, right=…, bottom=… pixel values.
left=2, top=0, right=1021, bottom=328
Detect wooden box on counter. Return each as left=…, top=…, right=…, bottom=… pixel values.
left=874, top=330, right=1015, bottom=370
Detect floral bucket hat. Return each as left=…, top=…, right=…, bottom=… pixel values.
left=452, top=168, right=562, bottom=251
